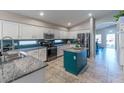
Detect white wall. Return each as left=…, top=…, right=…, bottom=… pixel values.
left=96, top=13, right=115, bottom=26
left=68, top=19, right=90, bottom=39
left=69, top=19, right=90, bottom=31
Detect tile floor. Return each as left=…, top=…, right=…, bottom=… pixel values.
left=12, top=68, right=46, bottom=83
left=46, top=48, right=124, bottom=83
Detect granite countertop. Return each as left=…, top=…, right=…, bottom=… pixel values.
left=55, top=43, right=75, bottom=46
left=0, top=56, right=48, bottom=83
left=17, top=46, right=46, bottom=52
left=64, top=47, right=87, bottom=53
left=54, top=44, right=64, bottom=46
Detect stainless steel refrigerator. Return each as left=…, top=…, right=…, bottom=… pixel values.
left=77, top=33, right=90, bottom=58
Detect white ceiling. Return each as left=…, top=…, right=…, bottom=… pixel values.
left=7, top=10, right=119, bottom=28
left=96, top=22, right=117, bottom=30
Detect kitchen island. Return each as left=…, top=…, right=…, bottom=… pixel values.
left=64, top=48, right=87, bottom=75
left=0, top=56, right=47, bottom=83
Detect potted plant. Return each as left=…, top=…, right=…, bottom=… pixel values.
left=114, top=10, right=124, bottom=21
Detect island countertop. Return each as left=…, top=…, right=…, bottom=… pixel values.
left=64, top=47, right=87, bottom=53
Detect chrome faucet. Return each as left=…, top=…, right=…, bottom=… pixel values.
left=0, top=36, right=15, bottom=62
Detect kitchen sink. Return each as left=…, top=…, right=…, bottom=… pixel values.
left=1, top=50, right=27, bottom=62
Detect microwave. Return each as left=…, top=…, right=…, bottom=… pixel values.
left=44, top=33, right=54, bottom=39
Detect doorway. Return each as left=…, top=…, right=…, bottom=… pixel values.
left=106, top=34, right=115, bottom=49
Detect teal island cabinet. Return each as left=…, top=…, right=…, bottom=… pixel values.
left=64, top=48, right=87, bottom=75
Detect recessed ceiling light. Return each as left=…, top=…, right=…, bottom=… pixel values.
left=67, top=22, right=71, bottom=26
left=88, top=13, right=92, bottom=17
left=40, top=12, right=44, bottom=16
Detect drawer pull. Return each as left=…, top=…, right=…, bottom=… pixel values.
left=73, top=56, right=76, bottom=60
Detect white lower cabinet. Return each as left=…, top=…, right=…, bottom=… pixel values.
left=26, top=47, right=47, bottom=62
left=26, top=49, right=39, bottom=59
left=57, top=46, right=64, bottom=57
left=38, top=48, right=47, bottom=62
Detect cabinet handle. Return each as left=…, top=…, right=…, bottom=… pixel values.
left=73, top=56, right=76, bottom=60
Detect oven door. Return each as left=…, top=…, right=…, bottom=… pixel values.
left=47, top=47, right=57, bottom=61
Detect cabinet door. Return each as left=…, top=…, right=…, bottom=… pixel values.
left=59, top=31, right=65, bottom=39
left=20, top=24, right=33, bottom=39
left=2, top=21, right=19, bottom=39
left=64, top=31, right=68, bottom=39
left=31, top=26, right=40, bottom=39
left=57, top=46, right=62, bottom=56
left=27, top=50, right=39, bottom=59
left=38, top=27, right=46, bottom=39
left=59, top=30, right=69, bottom=39
left=53, top=29, right=59, bottom=39
left=61, top=46, right=65, bottom=55
left=20, top=24, right=41, bottom=39
left=57, top=45, right=65, bottom=56
left=57, top=46, right=60, bottom=56
left=68, top=31, right=77, bottom=39
left=39, top=48, right=47, bottom=62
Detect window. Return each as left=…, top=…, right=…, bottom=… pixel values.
left=19, top=41, right=37, bottom=45
left=96, top=34, right=102, bottom=43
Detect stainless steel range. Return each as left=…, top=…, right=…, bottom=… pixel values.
left=47, top=46, right=57, bottom=61
left=41, top=40, right=57, bottom=61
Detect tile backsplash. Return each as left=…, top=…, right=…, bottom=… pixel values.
left=0, top=39, right=76, bottom=49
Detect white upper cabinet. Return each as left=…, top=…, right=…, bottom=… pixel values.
left=68, top=31, right=77, bottom=39
left=19, top=24, right=60, bottom=39
left=51, top=29, right=59, bottom=39
left=63, top=31, right=68, bottom=39
left=19, top=24, right=35, bottom=39
left=19, top=24, right=44, bottom=39
left=31, top=26, right=43, bottom=39
left=54, top=30, right=60, bottom=39
left=37, top=27, right=44, bottom=39
left=0, top=20, right=79, bottom=40
left=59, top=30, right=68, bottom=39
left=2, top=21, right=19, bottom=39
